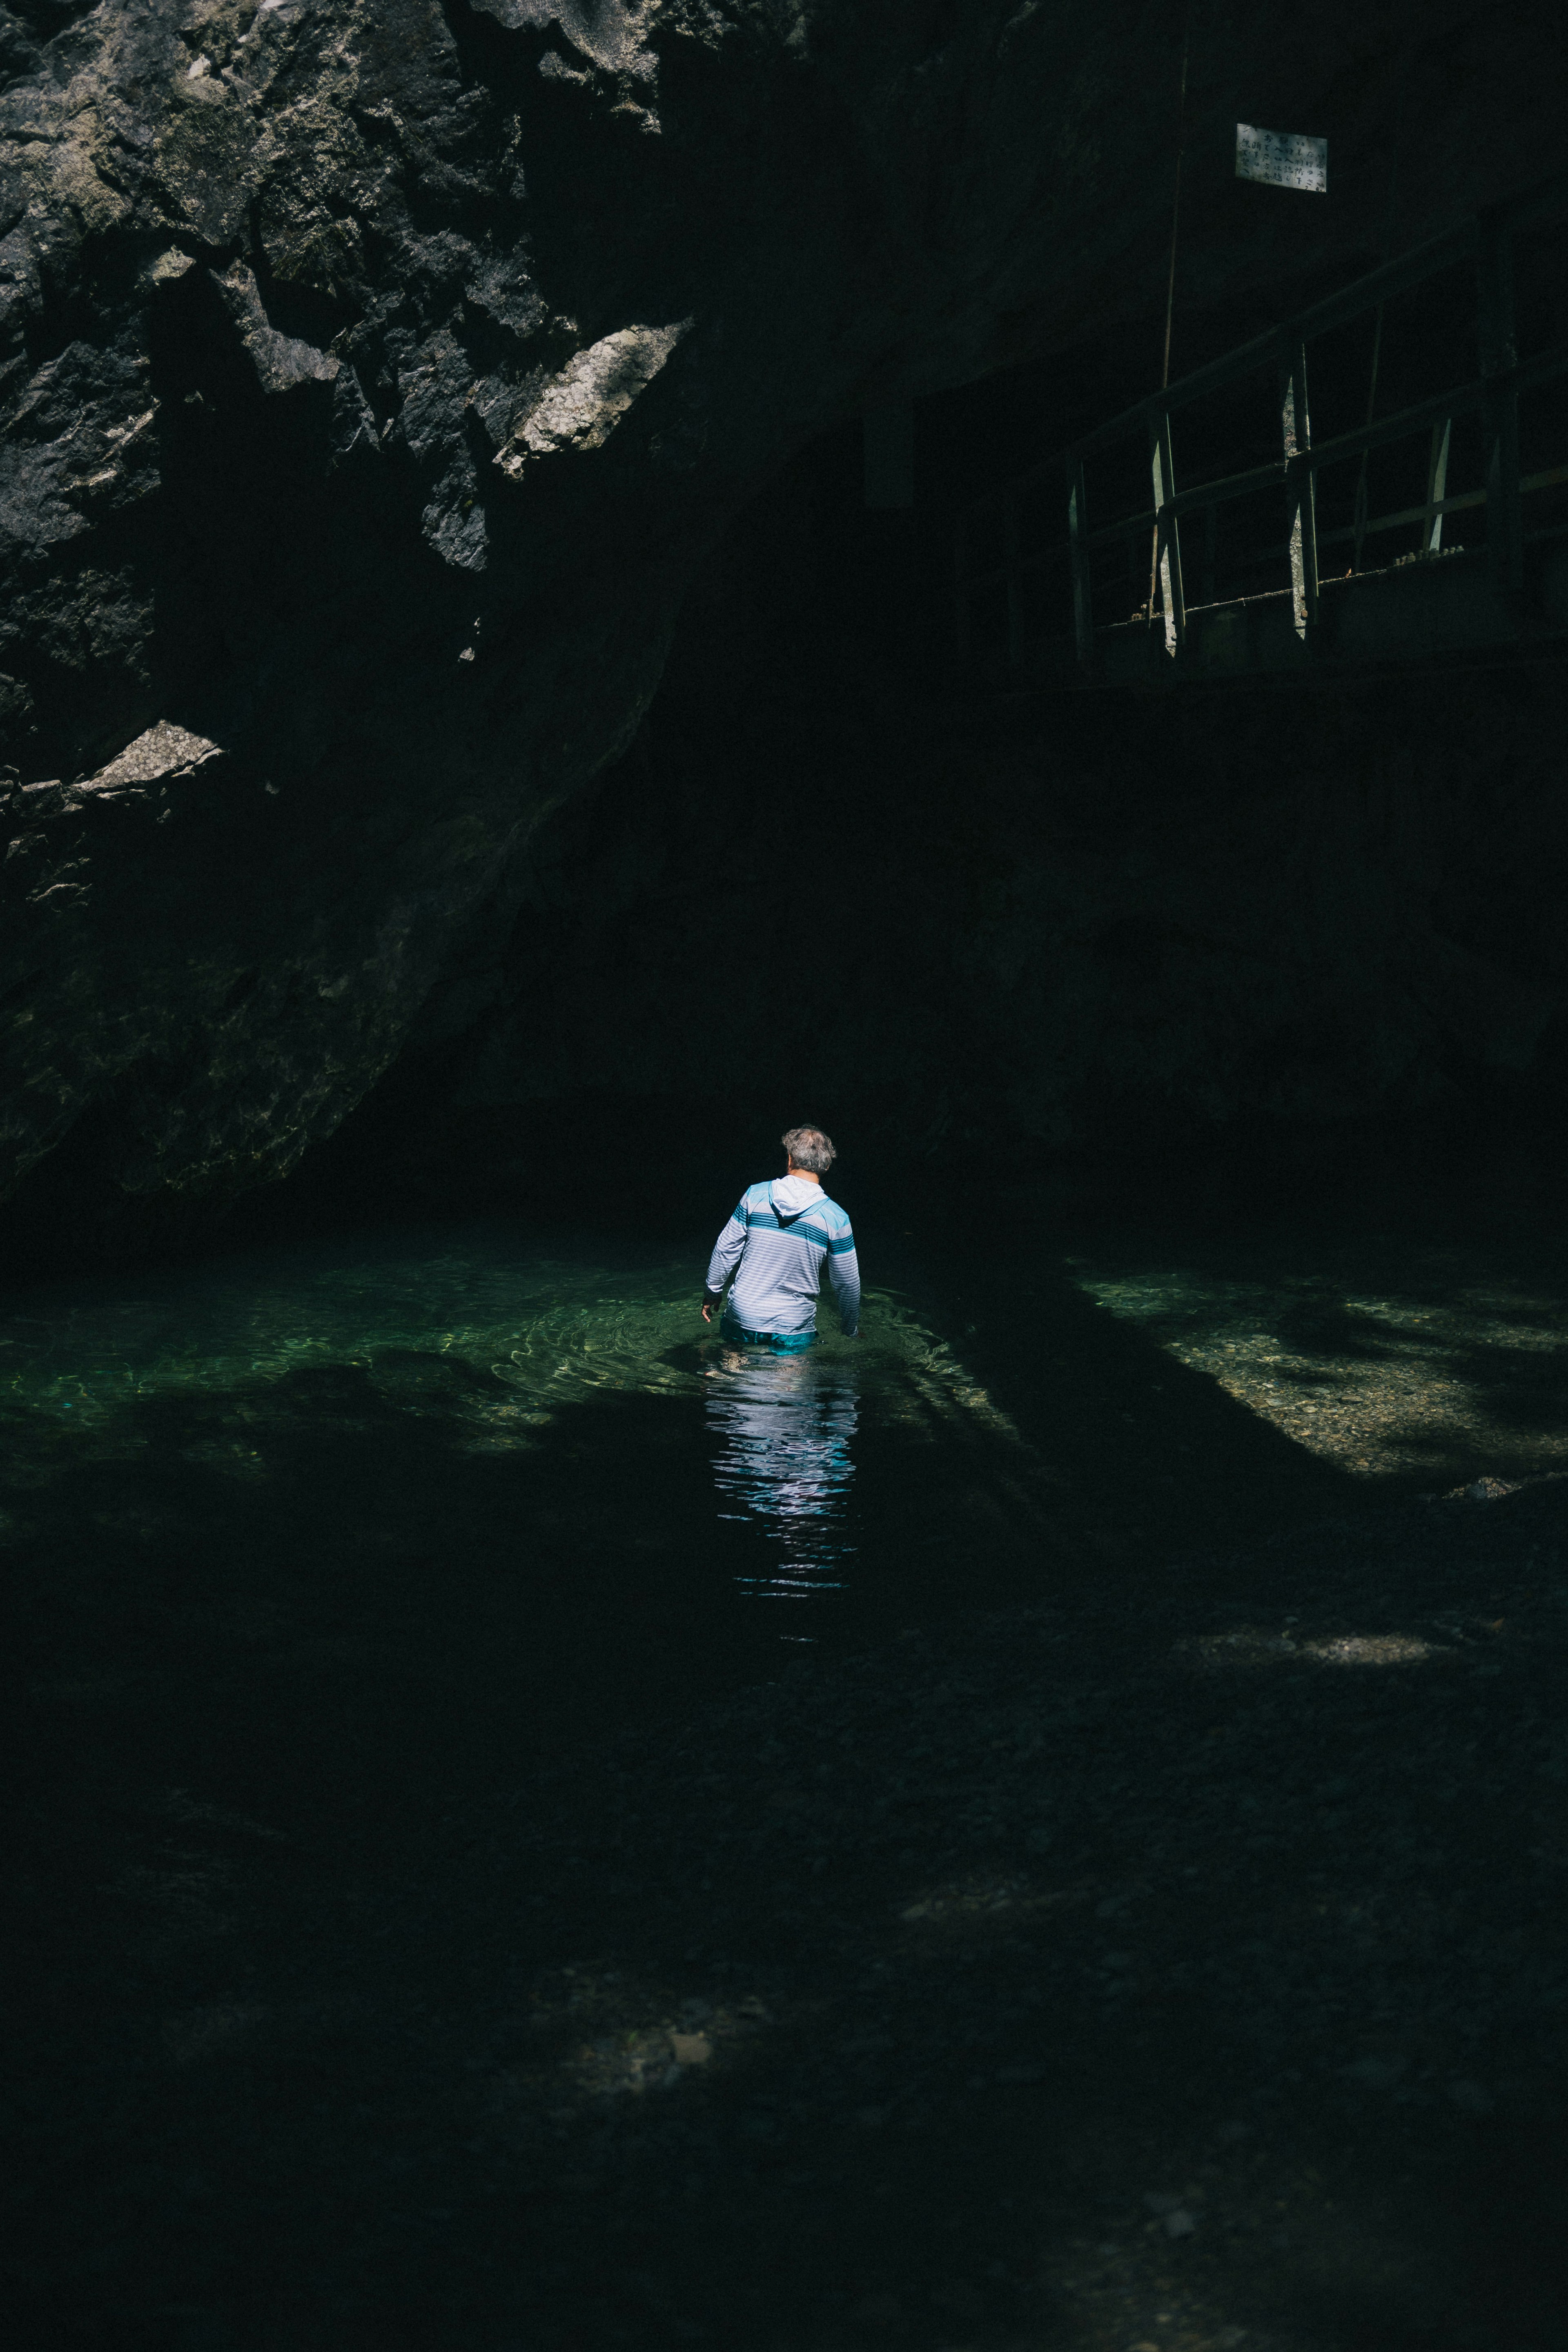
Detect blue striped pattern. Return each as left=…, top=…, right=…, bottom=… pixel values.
left=706, top=1180, right=861, bottom=1338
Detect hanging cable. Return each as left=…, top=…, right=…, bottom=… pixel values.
left=1149, top=7, right=1193, bottom=619
left=1159, top=24, right=1192, bottom=393
left=1352, top=51, right=1413, bottom=571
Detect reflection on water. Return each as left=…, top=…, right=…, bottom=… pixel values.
left=0, top=1225, right=1019, bottom=1647
left=6, top=1212, right=1563, bottom=1609
left=8, top=1201, right=1568, bottom=1887
left=706, top=1350, right=858, bottom=1621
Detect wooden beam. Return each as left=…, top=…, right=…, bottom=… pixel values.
left=1281, top=342, right=1318, bottom=637
left=951, top=167, right=1568, bottom=530
left=1478, top=209, right=1523, bottom=592
left=1068, top=460, right=1093, bottom=668
left=1148, top=406, right=1185, bottom=652
left=1423, top=418, right=1452, bottom=554
left=1004, top=494, right=1022, bottom=668
left=960, top=461, right=1568, bottom=591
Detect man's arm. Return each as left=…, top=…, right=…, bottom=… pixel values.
left=702, top=1201, right=748, bottom=1323
left=826, top=1222, right=861, bottom=1337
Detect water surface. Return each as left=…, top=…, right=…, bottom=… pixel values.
left=8, top=1212, right=1566, bottom=1756
left=5, top=1220, right=1053, bottom=1885
left=8, top=1202, right=1567, bottom=2349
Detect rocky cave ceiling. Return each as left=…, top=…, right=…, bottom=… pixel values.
left=1, top=0, right=1562, bottom=1219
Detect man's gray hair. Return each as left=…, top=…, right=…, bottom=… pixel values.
left=782, top=1125, right=837, bottom=1174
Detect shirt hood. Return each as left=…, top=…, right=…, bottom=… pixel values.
left=771, top=1175, right=826, bottom=1215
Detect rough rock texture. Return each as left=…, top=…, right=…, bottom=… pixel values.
left=1, top=0, right=1561, bottom=1221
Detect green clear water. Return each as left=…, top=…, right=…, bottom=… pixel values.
left=0, top=1225, right=1011, bottom=1453
left=0, top=1216, right=1076, bottom=1947
left=9, top=1206, right=1567, bottom=2347
left=8, top=1215, right=1565, bottom=1635
left=2, top=1223, right=1040, bottom=1819
left=7, top=1211, right=1566, bottom=1850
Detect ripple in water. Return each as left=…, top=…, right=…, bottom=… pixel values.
left=0, top=1221, right=1021, bottom=1633
left=706, top=1352, right=860, bottom=1621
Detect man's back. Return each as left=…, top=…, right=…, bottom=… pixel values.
left=705, top=1162, right=860, bottom=1341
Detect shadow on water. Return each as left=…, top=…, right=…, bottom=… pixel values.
left=6, top=1208, right=1568, bottom=2345
left=860, top=1212, right=1356, bottom=1573
left=890, top=1192, right=1568, bottom=1519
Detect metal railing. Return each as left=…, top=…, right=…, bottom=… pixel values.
left=955, top=167, right=1568, bottom=675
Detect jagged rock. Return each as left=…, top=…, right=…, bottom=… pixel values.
left=0, top=0, right=1559, bottom=1221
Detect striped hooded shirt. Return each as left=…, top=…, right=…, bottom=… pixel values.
left=704, top=1175, right=861, bottom=1338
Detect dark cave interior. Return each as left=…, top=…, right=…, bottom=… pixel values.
left=262, top=390, right=1568, bottom=1274
left=18, top=278, right=1568, bottom=1283
left=6, top=13, right=1568, bottom=2345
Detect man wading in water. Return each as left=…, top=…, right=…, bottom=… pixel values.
left=702, top=1126, right=861, bottom=1352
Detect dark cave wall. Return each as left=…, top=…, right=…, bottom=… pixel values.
left=443, top=669, right=1568, bottom=1158
left=384, top=428, right=1568, bottom=1187
left=3, top=0, right=1566, bottom=1231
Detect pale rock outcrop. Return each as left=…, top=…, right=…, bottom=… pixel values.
left=498, top=318, right=691, bottom=476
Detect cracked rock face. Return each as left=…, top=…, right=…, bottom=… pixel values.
left=0, top=0, right=1556, bottom=1220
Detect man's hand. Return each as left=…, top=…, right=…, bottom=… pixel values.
left=702, top=1298, right=720, bottom=1324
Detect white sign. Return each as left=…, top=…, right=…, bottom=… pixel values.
left=1236, top=122, right=1327, bottom=193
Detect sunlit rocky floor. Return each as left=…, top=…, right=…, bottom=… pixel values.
left=1070, top=1238, right=1568, bottom=1488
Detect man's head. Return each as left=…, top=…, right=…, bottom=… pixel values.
left=782, top=1125, right=836, bottom=1176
